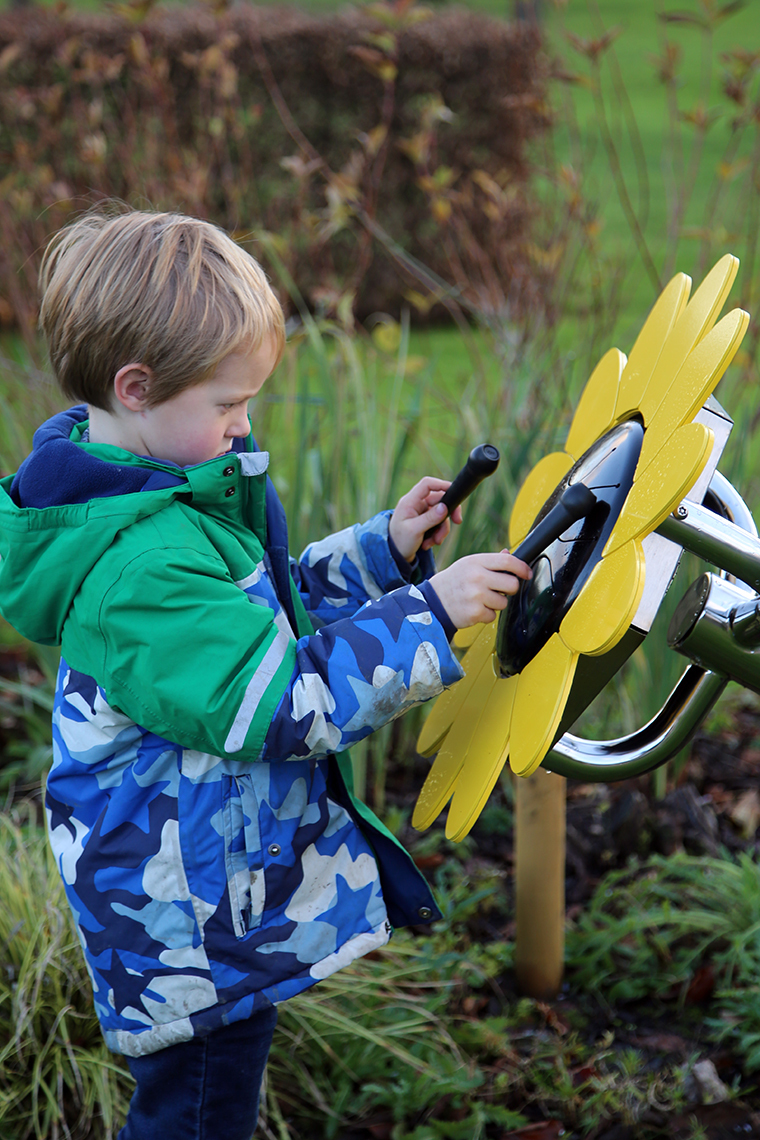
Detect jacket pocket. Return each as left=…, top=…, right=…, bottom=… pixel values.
left=222, top=774, right=265, bottom=938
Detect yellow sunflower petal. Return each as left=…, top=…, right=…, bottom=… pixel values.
left=639, top=255, right=739, bottom=425
left=509, top=635, right=579, bottom=777
left=416, top=621, right=495, bottom=756
left=559, top=541, right=645, bottom=657
left=412, top=656, right=499, bottom=830
left=603, top=422, right=713, bottom=556
left=412, top=742, right=466, bottom=831
left=453, top=624, right=486, bottom=649
left=564, top=348, right=626, bottom=459
left=445, top=672, right=518, bottom=842
left=637, top=307, right=749, bottom=471
left=615, top=273, right=691, bottom=422
left=508, top=452, right=574, bottom=549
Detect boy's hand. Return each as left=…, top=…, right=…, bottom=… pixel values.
left=429, top=551, right=533, bottom=628
left=389, top=477, right=464, bottom=562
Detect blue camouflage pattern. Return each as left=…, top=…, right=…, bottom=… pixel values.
left=49, top=664, right=392, bottom=1056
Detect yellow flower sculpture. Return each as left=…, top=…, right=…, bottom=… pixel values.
left=413, top=255, right=749, bottom=843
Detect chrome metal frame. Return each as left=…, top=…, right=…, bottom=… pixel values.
left=543, top=471, right=760, bottom=781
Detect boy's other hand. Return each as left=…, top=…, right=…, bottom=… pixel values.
left=429, top=551, right=533, bottom=628
left=389, top=477, right=463, bottom=562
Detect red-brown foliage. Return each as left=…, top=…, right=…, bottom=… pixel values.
left=0, top=2, right=550, bottom=331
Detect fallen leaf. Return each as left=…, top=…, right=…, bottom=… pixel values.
left=729, top=787, right=760, bottom=837
left=685, top=963, right=716, bottom=1004
left=570, top=1062, right=601, bottom=1085
left=629, top=1032, right=691, bottom=1054
left=503, top=1122, right=564, bottom=1140
left=739, top=747, right=760, bottom=770
left=536, top=1001, right=570, bottom=1035
left=367, top=1123, right=393, bottom=1140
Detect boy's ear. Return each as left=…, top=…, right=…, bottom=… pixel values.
left=113, top=363, right=154, bottom=411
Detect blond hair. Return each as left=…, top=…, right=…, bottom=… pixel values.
left=39, top=207, right=285, bottom=409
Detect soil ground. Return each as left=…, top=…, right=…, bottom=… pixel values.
left=380, top=693, right=760, bottom=1140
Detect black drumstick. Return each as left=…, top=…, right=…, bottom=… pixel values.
left=423, top=444, right=500, bottom=541
left=512, top=483, right=597, bottom=565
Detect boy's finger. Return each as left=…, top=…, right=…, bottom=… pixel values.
left=418, top=500, right=448, bottom=529
left=421, top=519, right=451, bottom=549
left=494, top=551, right=533, bottom=578
left=415, top=476, right=451, bottom=500
left=486, top=573, right=521, bottom=598
left=425, top=488, right=447, bottom=505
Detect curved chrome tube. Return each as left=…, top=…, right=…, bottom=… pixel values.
left=708, top=470, right=759, bottom=538
left=543, top=472, right=756, bottom=781
left=543, top=667, right=727, bottom=781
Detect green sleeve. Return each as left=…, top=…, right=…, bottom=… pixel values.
left=62, top=543, right=297, bottom=760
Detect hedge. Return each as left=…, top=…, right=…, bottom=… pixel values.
left=0, top=1, right=549, bottom=329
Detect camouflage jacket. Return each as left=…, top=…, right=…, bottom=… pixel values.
left=0, top=407, right=463, bottom=1057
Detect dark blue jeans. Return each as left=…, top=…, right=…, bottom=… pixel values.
left=118, top=1005, right=278, bottom=1140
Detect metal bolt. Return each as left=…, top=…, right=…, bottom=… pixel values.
left=674, top=504, right=688, bottom=520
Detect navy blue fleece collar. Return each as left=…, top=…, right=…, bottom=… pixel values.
left=10, top=406, right=246, bottom=509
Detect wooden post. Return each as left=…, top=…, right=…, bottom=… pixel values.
left=514, top=768, right=566, bottom=999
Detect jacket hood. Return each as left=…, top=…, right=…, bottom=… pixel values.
left=10, top=405, right=189, bottom=509
left=0, top=406, right=247, bottom=645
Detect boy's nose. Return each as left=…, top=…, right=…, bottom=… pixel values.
left=226, top=417, right=249, bottom=438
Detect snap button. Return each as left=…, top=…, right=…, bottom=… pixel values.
left=223, top=465, right=235, bottom=477
left=267, top=843, right=281, bottom=857
left=224, top=487, right=236, bottom=498
left=417, top=906, right=433, bottom=920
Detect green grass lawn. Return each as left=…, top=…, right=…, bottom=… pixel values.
left=544, top=1, right=759, bottom=327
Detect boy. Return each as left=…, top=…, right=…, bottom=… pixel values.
left=0, top=209, right=531, bottom=1139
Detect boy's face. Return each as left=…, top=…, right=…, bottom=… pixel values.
left=134, top=340, right=278, bottom=468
